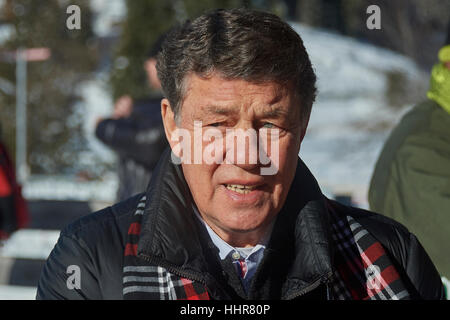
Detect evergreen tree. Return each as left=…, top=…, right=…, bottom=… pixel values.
left=0, top=0, right=98, bottom=175
left=109, top=0, right=250, bottom=101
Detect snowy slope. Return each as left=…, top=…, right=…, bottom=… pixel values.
left=291, top=23, right=428, bottom=208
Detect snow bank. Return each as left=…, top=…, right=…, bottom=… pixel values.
left=291, top=23, right=427, bottom=208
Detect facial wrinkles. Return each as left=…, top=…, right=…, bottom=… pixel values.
left=200, top=97, right=293, bottom=132
left=180, top=73, right=304, bottom=132
left=185, top=74, right=277, bottom=117
left=179, top=74, right=302, bottom=170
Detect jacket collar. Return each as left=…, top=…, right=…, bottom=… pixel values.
left=137, top=148, right=334, bottom=294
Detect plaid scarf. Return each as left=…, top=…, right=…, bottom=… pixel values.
left=123, top=195, right=210, bottom=300
left=122, top=196, right=410, bottom=300
left=327, top=202, right=410, bottom=300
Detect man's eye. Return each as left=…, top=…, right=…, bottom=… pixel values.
left=209, top=122, right=222, bottom=127
left=262, top=122, right=275, bottom=128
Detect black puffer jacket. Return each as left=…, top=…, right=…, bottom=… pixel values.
left=95, top=97, right=168, bottom=201
left=36, top=148, right=445, bottom=300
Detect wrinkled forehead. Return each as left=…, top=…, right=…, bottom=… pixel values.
left=179, top=72, right=300, bottom=119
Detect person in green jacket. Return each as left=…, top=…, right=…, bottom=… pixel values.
left=368, top=29, right=450, bottom=287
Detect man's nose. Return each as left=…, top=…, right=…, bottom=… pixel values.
left=224, top=126, right=261, bottom=170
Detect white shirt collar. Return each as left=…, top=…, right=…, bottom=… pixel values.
left=193, top=206, right=274, bottom=260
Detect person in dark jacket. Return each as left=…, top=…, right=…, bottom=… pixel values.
left=95, top=35, right=168, bottom=201
left=37, top=9, right=445, bottom=300
left=369, top=25, right=450, bottom=285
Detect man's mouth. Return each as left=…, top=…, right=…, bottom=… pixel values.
left=225, top=184, right=257, bottom=194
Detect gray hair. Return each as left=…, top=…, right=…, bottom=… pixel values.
left=156, top=8, right=317, bottom=125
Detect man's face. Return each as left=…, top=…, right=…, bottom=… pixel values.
left=162, top=73, right=306, bottom=247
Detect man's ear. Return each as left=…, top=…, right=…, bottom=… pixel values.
left=161, top=98, right=178, bottom=150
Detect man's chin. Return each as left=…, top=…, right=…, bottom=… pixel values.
left=217, top=214, right=271, bottom=235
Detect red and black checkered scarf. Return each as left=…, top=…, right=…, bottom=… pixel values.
left=122, top=195, right=210, bottom=300
left=122, top=196, right=410, bottom=300
left=326, top=201, right=410, bottom=299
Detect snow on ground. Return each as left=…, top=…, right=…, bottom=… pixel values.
left=0, top=229, right=60, bottom=260
left=0, top=285, right=36, bottom=300
left=76, top=72, right=117, bottom=167
left=90, top=0, right=126, bottom=37
left=22, top=173, right=117, bottom=202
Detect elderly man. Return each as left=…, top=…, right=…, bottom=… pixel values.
left=37, top=9, right=444, bottom=300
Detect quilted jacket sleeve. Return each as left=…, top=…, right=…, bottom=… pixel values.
left=36, top=231, right=103, bottom=300
left=95, top=117, right=166, bottom=169
left=402, top=232, right=446, bottom=300
left=36, top=195, right=142, bottom=300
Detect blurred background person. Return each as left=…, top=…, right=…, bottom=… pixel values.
left=0, top=123, right=29, bottom=240
left=368, top=23, right=450, bottom=282
left=95, top=34, right=169, bottom=201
